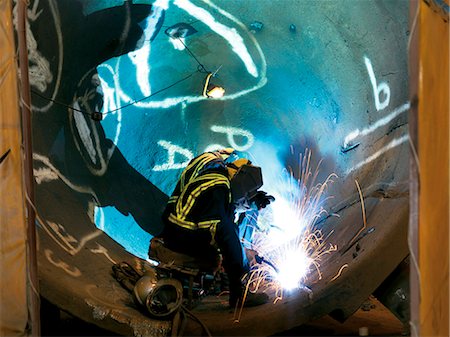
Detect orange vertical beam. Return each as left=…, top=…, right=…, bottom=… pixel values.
left=0, top=0, right=39, bottom=335
left=17, top=0, right=41, bottom=334
left=417, top=1, right=449, bottom=336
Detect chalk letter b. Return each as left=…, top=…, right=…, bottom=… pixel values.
left=364, top=56, right=390, bottom=111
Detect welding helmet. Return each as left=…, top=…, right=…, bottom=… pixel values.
left=226, top=158, right=263, bottom=208
left=221, top=148, right=249, bottom=165
left=213, top=148, right=237, bottom=162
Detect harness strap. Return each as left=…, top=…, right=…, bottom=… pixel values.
left=168, top=214, right=220, bottom=245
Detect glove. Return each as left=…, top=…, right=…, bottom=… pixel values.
left=245, top=248, right=258, bottom=266
left=249, top=191, right=275, bottom=210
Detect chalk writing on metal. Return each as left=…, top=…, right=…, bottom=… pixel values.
left=14, top=0, right=64, bottom=112
left=343, top=102, right=410, bottom=149
left=153, top=140, right=194, bottom=171
left=90, top=244, right=117, bottom=264
left=210, top=125, right=254, bottom=151
left=34, top=167, right=59, bottom=184
left=364, top=56, right=390, bottom=111
left=346, top=135, right=409, bottom=174
left=45, top=249, right=82, bottom=277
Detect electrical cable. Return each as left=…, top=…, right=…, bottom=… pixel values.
left=30, top=71, right=196, bottom=118
left=178, top=310, right=188, bottom=337
left=24, top=194, right=42, bottom=299
left=408, top=129, right=421, bottom=337
left=406, top=4, right=421, bottom=337
left=177, top=38, right=209, bottom=73
left=30, top=90, right=90, bottom=116
left=407, top=1, right=420, bottom=56
left=102, top=72, right=195, bottom=114
left=171, top=310, right=181, bottom=337
left=180, top=305, right=212, bottom=337
left=162, top=19, right=201, bottom=29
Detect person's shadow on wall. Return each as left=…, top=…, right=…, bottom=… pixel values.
left=30, top=0, right=168, bottom=236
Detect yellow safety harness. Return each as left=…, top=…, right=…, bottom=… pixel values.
left=167, top=152, right=232, bottom=243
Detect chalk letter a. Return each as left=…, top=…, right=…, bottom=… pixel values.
left=153, top=140, right=193, bottom=171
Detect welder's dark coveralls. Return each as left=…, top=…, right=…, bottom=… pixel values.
left=160, top=152, right=246, bottom=301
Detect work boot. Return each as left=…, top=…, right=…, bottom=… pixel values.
left=230, top=291, right=269, bottom=308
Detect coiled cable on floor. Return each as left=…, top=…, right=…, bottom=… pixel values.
left=171, top=305, right=212, bottom=337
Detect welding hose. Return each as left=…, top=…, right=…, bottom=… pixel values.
left=181, top=305, right=212, bottom=337
left=255, top=255, right=279, bottom=273
left=171, top=305, right=212, bottom=337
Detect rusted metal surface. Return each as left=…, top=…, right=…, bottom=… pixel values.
left=374, top=258, right=410, bottom=333
left=26, top=0, right=411, bottom=335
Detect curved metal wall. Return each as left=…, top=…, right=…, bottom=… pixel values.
left=25, top=0, right=410, bottom=335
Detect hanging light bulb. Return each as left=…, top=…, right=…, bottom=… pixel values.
left=202, top=73, right=225, bottom=98
left=206, top=86, right=225, bottom=98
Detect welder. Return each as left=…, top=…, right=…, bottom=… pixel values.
left=152, top=148, right=274, bottom=308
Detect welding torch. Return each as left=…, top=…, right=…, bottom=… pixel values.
left=255, top=255, right=279, bottom=273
